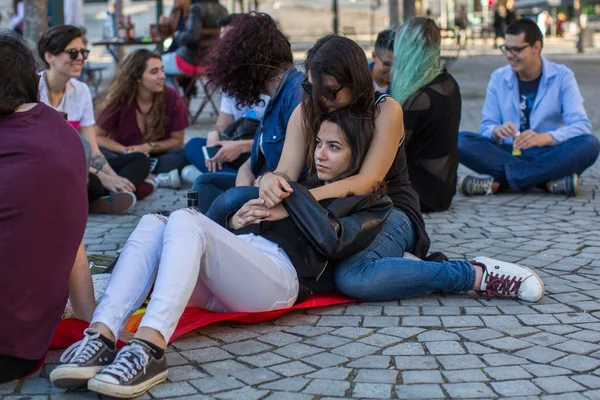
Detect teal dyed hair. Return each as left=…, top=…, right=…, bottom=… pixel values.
left=390, top=17, right=442, bottom=105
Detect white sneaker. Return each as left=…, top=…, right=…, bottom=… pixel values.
left=181, top=165, right=202, bottom=185
left=472, top=256, right=545, bottom=303
left=155, top=169, right=181, bottom=189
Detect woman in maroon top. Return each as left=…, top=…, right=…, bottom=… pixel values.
left=0, top=32, right=89, bottom=382
left=95, top=49, right=190, bottom=189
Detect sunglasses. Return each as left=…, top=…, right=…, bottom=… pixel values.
left=301, top=78, right=344, bottom=101
left=499, top=44, right=531, bottom=57
left=64, top=48, right=90, bottom=61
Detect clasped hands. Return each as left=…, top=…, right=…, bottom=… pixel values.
left=492, top=122, right=553, bottom=150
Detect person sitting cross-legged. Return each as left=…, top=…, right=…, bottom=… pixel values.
left=458, top=19, right=599, bottom=197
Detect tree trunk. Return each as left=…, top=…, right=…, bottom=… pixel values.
left=574, top=0, right=584, bottom=53
left=389, top=0, right=399, bottom=28
left=332, top=0, right=339, bottom=34
left=23, top=0, right=48, bottom=47
left=403, top=0, right=416, bottom=22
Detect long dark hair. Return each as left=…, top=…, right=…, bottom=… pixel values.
left=303, top=35, right=375, bottom=172
left=305, top=108, right=377, bottom=189
left=205, top=12, right=292, bottom=109
left=95, top=49, right=167, bottom=142
left=0, top=31, right=39, bottom=117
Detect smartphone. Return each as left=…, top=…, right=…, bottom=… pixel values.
left=202, top=145, right=221, bottom=161
left=149, top=157, right=159, bottom=173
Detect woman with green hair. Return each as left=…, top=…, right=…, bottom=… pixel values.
left=391, top=17, right=462, bottom=212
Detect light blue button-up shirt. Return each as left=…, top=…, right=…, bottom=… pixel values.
left=479, top=57, right=592, bottom=145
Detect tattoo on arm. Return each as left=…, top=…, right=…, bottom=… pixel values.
left=91, top=154, right=107, bottom=172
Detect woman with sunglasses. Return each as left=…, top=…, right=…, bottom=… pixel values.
left=37, top=25, right=151, bottom=213
left=390, top=18, right=461, bottom=212
left=190, top=12, right=304, bottom=220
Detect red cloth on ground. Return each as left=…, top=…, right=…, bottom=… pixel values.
left=50, top=293, right=355, bottom=350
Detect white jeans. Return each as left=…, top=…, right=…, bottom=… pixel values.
left=91, top=209, right=299, bottom=343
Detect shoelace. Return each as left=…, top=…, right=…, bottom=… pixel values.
left=470, top=178, right=492, bottom=195
left=548, top=177, right=569, bottom=194
left=60, top=329, right=102, bottom=364
left=482, top=272, right=523, bottom=300
left=102, top=344, right=149, bottom=381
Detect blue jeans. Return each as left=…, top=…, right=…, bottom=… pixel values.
left=458, top=132, right=600, bottom=190
left=185, top=138, right=237, bottom=174
left=192, top=173, right=258, bottom=226
left=162, top=52, right=183, bottom=89
left=335, top=208, right=475, bottom=301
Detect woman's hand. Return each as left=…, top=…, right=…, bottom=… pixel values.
left=125, top=143, right=151, bottom=156
left=206, top=141, right=244, bottom=172
left=228, top=199, right=270, bottom=229
left=259, top=172, right=293, bottom=208
left=98, top=173, right=136, bottom=193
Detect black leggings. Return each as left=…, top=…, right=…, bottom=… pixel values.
left=101, top=148, right=188, bottom=175
left=0, top=355, right=40, bottom=383
left=88, top=152, right=151, bottom=202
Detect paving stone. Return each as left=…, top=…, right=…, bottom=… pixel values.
left=553, top=355, right=600, bottom=372
left=168, top=365, right=207, bottom=381
left=355, top=369, right=399, bottom=384
left=0, top=380, right=18, bottom=394
left=378, top=327, right=426, bottom=339
left=274, top=343, right=323, bottom=359
left=189, top=377, right=244, bottom=394
left=214, top=386, right=269, bottom=400
left=394, top=356, right=438, bottom=370
left=259, top=377, right=311, bottom=392
left=553, top=339, right=600, bottom=355
left=316, top=316, right=361, bottom=327
left=359, top=333, right=404, bottom=347
left=353, top=383, right=393, bottom=399
left=395, top=384, right=445, bottom=399
left=534, top=376, right=586, bottom=393
left=464, top=342, right=498, bottom=354
left=344, top=305, right=383, bottom=315
left=171, top=336, right=219, bottom=351
left=181, top=347, right=233, bottom=363
left=384, top=306, right=421, bottom=316
left=485, top=337, right=535, bottom=351
left=283, top=326, right=333, bottom=337
left=567, top=330, right=600, bottom=343
left=437, top=355, right=485, bottom=370
left=149, top=382, right=198, bottom=398
left=522, top=363, right=572, bottom=377
left=330, top=342, right=379, bottom=358
left=481, top=315, right=522, bottom=328
left=517, top=313, right=561, bottom=325
left=417, top=330, right=460, bottom=341
left=274, top=314, right=320, bottom=326
left=201, top=360, right=250, bottom=376
left=555, top=313, right=599, bottom=324
left=482, top=353, right=529, bottom=366
left=422, top=306, right=461, bottom=315
left=21, top=378, right=63, bottom=394
left=268, top=361, right=317, bottom=377
left=264, top=393, right=313, bottom=400
left=347, top=355, right=392, bottom=369
left=363, top=316, right=400, bottom=327
left=402, top=370, right=444, bottom=384
left=401, top=316, right=442, bottom=327
left=329, top=327, right=375, bottom=339
left=257, top=332, right=303, bottom=346
left=491, top=381, right=542, bottom=397
left=302, top=379, right=350, bottom=397
left=441, top=316, right=485, bottom=327
left=303, top=335, right=351, bottom=349
left=515, top=346, right=569, bottom=363
left=457, top=328, right=504, bottom=341
left=221, top=340, right=272, bottom=356
left=442, top=369, right=489, bottom=382
left=573, top=374, right=600, bottom=389
left=305, top=367, right=352, bottom=380
left=230, top=368, right=281, bottom=385
left=302, top=352, right=349, bottom=368
left=382, top=342, right=425, bottom=356
left=498, top=305, right=537, bottom=314
left=522, top=332, right=569, bottom=346
left=484, top=365, right=533, bottom=380
left=464, top=306, right=501, bottom=315
left=443, top=382, right=496, bottom=398
left=238, top=353, right=290, bottom=368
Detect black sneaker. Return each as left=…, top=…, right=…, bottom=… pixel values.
left=50, top=328, right=118, bottom=389
left=546, top=174, right=579, bottom=196
left=89, top=192, right=136, bottom=214
left=458, top=175, right=494, bottom=196
left=87, top=339, right=168, bottom=399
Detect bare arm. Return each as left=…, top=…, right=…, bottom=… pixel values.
left=235, top=157, right=255, bottom=187
left=68, top=241, right=96, bottom=322
left=80, top=125, right=117, bottom=176
left=311, top=99, right=404, bottom=201
left=96, top=125, right=127, bottom=155
left=216, top=112, right=235, bottom=134
left=145, top=129, right=185, bottom=153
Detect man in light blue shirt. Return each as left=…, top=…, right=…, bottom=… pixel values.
left=458, top=19, right=599, bottom=197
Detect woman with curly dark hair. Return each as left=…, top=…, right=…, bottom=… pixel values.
left=95, top=49, right=190, bottom=190
left=190, top=12, right=304, bottom=219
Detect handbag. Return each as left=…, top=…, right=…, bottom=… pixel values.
left=218, top=117, right=260, bottom=169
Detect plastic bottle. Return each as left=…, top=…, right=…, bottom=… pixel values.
left=512, top=131, right=522, bottom=156
left=127, top=15, right=136, bottom=40
left=102, top=10, right=114, bottom=39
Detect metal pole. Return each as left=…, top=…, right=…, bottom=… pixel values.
left=49, top=0, right=63, bottom=26
left=574, top=0, right=584, bottom=53
left=333, top=0, right=339, bottom=34
left=156, top=0, right=163, bottom=24
left=389, top=0, right=399, bottom=28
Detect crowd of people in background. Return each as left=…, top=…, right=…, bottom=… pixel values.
left=1, top=1, right=598, bottom=396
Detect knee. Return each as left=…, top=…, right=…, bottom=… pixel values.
left=457, top=131, right=479, bottom=148
left=579, top=135, right=600, bottom=158
left=131, top=152, right=152, bottom=170
left=166, top=209, right=200, bottom=231
left=185, top=138, right=205, bottom=159
left=334, top=261, right=377, bottom=301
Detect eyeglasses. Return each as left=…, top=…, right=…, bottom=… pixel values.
left=499, top=44, right=531, bottom=56
left=375, top=53, right=393, bottom=68
left=64, top=48, right=90, bottom=61
left=301, top=78, right=344, bottom=101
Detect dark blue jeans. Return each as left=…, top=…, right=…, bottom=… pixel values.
left=184, top=138, right=237, bottom=174
left=192, top=172, right=259, bottom=226
left=334, top=208, right=476, bottom=301
left=458, top=132, right=600, bottom=190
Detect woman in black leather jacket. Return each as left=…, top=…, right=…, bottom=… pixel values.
left=50, top=109, right=392, bottom=398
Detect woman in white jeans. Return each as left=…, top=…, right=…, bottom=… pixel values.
left=50, top=109, right=393, bottom=398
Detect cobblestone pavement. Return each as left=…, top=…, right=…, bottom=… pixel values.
left=4, top=54, right=600, bottom=399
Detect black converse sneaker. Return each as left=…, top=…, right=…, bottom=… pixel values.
left=87, top=339, right=168, bottom=399
left=50, top=328, right=118, bottom=389
left=459, top=175, right=494, bottom=196
left=546, top=174, right=580, bottom=196
left=472, top=256, right=545, bottom=303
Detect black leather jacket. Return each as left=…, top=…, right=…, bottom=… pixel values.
left=234, top=182, right=393, bottom=301
left=174, top=0, right=228, bottom=65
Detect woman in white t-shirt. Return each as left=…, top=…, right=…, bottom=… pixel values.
left=182, top=92, right=269, bottom=183
left=37, top=25, right=154, bottom=212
